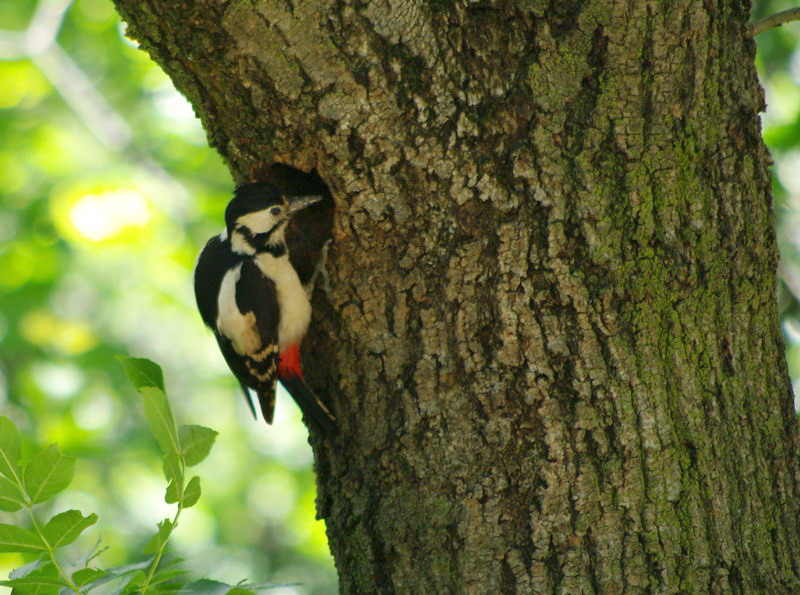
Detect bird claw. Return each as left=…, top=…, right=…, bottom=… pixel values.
left=307, top=239, right=333, bottom=298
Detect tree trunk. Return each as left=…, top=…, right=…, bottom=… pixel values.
left=112, top=0, right=800, bottom=591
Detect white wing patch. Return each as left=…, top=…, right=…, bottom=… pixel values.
left=216, top=264, right=261, bottom=356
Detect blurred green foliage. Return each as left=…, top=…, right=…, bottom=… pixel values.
left=0, top=0, right=336, bottom=592
left=0, top=0, right=798, bottom=593
left=0, top=358, right=265, bottom=593
left=754, top=2, right=800, bottom=403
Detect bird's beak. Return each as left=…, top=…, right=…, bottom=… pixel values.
left=286, top=195, right=323, bottom=215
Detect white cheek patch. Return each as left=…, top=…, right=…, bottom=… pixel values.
left=216, top=264, right=261, bottom=356
left=238, top=209, right=280, bottom=234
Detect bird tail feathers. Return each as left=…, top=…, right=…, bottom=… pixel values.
left=256, top=389, right=276, bottom=425
left=279, top=375, right=337, bottom=434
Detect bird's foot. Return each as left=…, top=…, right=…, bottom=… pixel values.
left=307, top=239, right=333, bottom=299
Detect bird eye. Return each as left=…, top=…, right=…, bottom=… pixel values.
left=270, top=206, right=282, bottom=216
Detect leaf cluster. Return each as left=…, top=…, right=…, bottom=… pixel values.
left=0, top=358, right=271, bottom=594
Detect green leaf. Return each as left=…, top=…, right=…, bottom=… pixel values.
left=0, top=523, right=45, bottom=553
left=117, top=356, right=165, bottom=392
left=182, top=476, right=201, bottom=508
left=0, top=475, right=24, bottom=511
left=72, top=567, right=108, bottom=587
left=162, top=452, right=183, bottom=485
left=165, top=480, right=180, bottom=505
left=0, top=562, right=63, bottom=594
left=163, top=453, right=183, bottom=504
left=99, top=560, right=151, bottom=575
left=0, top=416, right=22, bottom=482
left=147, top=568, right=188, bottom=587
left=179, top=579, right=243, bottom=594
left=43, top=510, right=98, bottom=548
left=2, top=581, right=61, bottom=595
left=143, top=518, right=174, bottom=555
left=179, top=425, right=218, bottom=466
left=124, top=570, right=146, bottom=590
left=84, top=574, right=135, bottom=595
left=9, top=559, right=47, bottom=580
left=80, top=560, right=150, bottom=591
left=141, top=386, right=180, bottom=456
left=23, top=443, right=76, bottom=504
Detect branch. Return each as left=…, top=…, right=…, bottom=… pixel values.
left=751, top=8, right=800, bottom=37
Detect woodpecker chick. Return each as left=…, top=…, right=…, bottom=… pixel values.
left=194, top=182, right=336, bottom=433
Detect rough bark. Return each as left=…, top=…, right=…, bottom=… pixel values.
left=112, top=0, right=800, bottom=592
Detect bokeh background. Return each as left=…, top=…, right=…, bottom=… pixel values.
left=0, top=1, right=797, bottom=593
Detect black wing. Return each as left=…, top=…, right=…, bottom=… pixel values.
left=230, top=258, right=282, bottom=423
left=194, top=237, right=268, bottom=418
left=194, top=234, right=241, bottom=329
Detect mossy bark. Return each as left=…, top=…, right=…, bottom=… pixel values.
left=112, top=0, right=800, bottom=591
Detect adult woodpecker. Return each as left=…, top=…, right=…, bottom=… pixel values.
left=194, top=182, right=336, bottom=433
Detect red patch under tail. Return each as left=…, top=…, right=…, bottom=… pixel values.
left=278, top=343, right=303, bottom=379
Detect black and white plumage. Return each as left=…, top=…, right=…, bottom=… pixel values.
left=194, top=182, right=336, bottom=433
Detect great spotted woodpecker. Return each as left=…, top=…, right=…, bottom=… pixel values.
left=194, top=182, right=337, bottom=433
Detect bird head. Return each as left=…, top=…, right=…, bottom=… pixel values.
left=225, top=182, right=322, bottom=255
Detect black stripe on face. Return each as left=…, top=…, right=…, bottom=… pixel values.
left=237, top=223, right=287, bottom=256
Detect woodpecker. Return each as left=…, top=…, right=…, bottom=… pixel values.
left=194, top=182, right=337, bottom=433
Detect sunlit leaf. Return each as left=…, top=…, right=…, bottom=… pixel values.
left=20, top=310, right=97, bottom=355
left=98, top=560, right=152, bottom=574
left=124, top=570, right=146, bottom=590
left=164, top=453, right=183, bottom=504
left=43, top=510, right=98, bottom=548
left=0, top=562, right=63, bottom=594
left=179, top=579, right=247, bottom=594
left=0, top=523, right=45, bottom=553
left=0, top=581, right=61, bottom=594
left=179, top=425, right=218, bottom=467
left=163, top=452, right=183, bottom=485
left=143, top=518, right=174, bottom=555
left=9, top=559, right=48, bottom=580
left=0, top=416, right=22, bottom=482
left=182, top=476, right=201, bottom=508
left=117, top=356, right=165, bottom=392
left=141, top=386, right=180, bottom=456
left=147, top=568, right=188, bottom=587
left=81, top=560, right=150, bottom=591
left=23, top=443, right=75, bottom=504
left=165, top=480, right=180, bottom=505
left=65, top=188, right=152, bottom=243
left=0, top=62, right=48, bottom=110
left=0, top=475, right=24, bottom=511
left=72, top=567, right=108, bottom=587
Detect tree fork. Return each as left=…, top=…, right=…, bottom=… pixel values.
left=112, top=0, right=800, bottom=591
